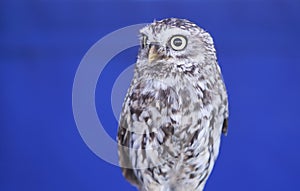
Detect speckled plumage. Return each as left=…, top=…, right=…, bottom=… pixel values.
left=117, top=18, right=228, bottom=191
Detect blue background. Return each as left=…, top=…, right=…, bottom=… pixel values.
left=1, top=0, right=300, bottom=190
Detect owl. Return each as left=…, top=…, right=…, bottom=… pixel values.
left=117, top=18, right=228, bottom=191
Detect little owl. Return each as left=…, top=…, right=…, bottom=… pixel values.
left=117, top=18, right=229, bottom=191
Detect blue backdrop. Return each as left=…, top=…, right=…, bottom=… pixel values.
left=1, top=1, right=300, bottom=191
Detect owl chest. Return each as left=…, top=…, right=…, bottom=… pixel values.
left=124, top=77, right=220, bottom=181
left=126, top=78, right=206, bottom=149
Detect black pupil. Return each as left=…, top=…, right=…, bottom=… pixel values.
left=173, top=38, right=182, bottom=46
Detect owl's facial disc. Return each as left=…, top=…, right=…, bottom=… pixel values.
left=140, top=32, right=190, bottom=64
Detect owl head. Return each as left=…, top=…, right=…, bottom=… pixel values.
left=138, top=18, right=216, bottom=66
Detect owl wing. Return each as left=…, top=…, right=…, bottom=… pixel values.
left=117, top=80, right=149, bottom=188
left=117, top=122, right=141, bottom=188
left=117, top=79, right=180, bottom=189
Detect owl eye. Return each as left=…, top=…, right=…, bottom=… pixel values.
left=169, top=35, right=187, bottom=51
left=141, top=35, right=148, bottom=49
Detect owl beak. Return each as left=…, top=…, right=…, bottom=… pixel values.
left=148, top=44, right=160, bottom=63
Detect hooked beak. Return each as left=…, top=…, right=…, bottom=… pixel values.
left=148, top=44, right=160, bottom=63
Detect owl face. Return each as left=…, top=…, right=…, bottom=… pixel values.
left=138, top=18, right=214, bottom=65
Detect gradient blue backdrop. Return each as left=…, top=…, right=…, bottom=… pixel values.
left=1, top=1, right=300, bottom=190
